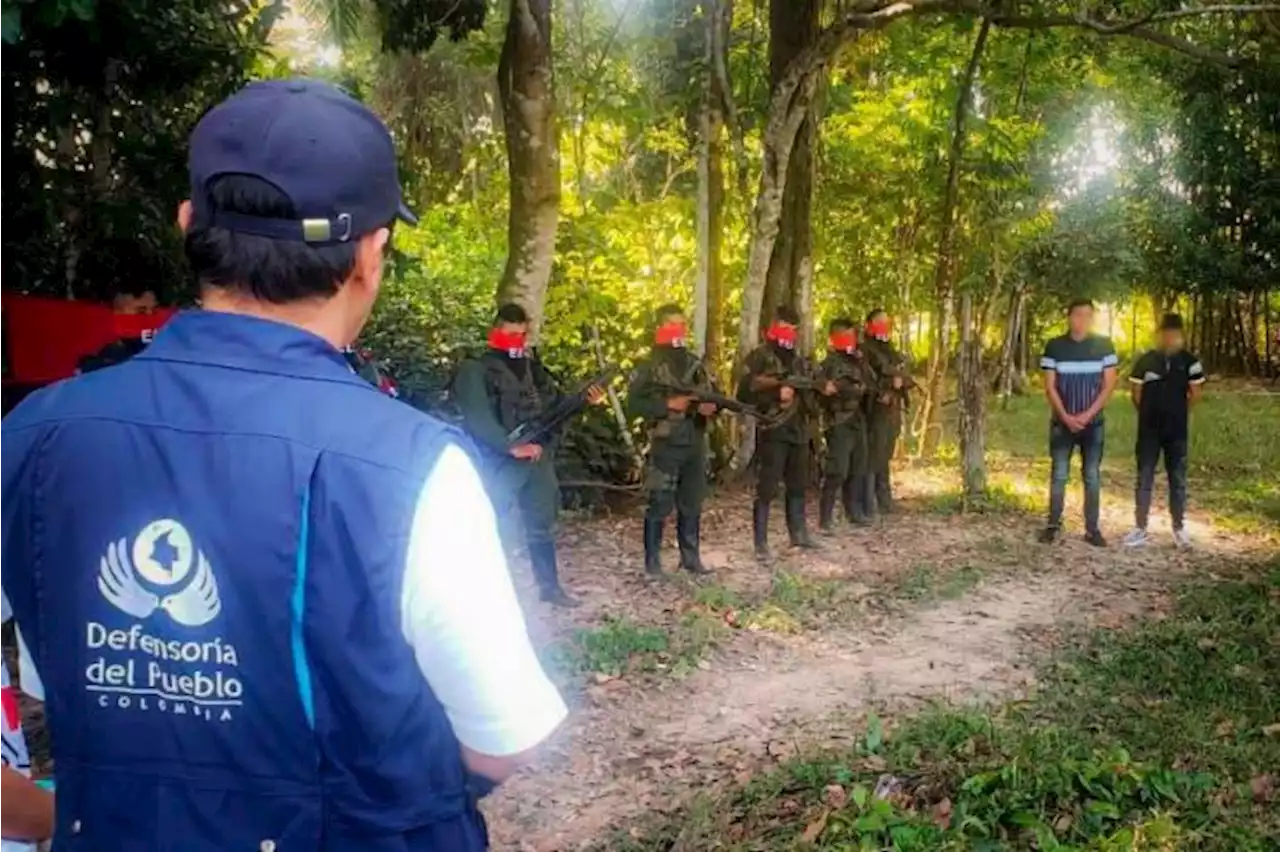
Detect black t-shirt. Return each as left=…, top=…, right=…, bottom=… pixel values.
left=1129, top=348, right=1205, bottom=438
left=1040, top=333, right=1118, bottom=425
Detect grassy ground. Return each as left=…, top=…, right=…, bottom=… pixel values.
left=925, top=385, right=1280, bottom=536
left=583, top=387, right=1279, bottom=850
left=597, top=564, right=1280, bottom=851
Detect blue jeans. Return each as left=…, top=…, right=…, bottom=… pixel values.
left=1047, top=419, right=1104, bottom=534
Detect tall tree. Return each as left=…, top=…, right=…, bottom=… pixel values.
left=919, top=15, right=990, bottom=455
left=497, top=0, right=560, bottom=337
left=762, top=0, right=819, bottom=349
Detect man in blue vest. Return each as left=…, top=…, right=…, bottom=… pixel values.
left=1, top=79, right=566, bottom=851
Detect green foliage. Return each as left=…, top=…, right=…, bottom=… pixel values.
left=549, top=612, right=725, bottom=680
left=889, top=563, right=984, bottom=604
left=597, top=567, right=1280, bottom=850
left=3, top=0, right=276, bottom=300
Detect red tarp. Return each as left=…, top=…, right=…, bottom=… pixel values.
left=2, top=294, right=176, bottom=385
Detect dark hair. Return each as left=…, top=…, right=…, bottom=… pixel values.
left=116, top=283, right=158, bottom=299
left=865, top=308, right=887, bottom=324
left=828, top=317, right=855, bottom=333
left=495, top=303, right=529, bottom=324
left=655, top=303, right=685, bottom=325
left=184, top=175, right=364, bottom=304
left=773, top=305, right=799, bottom=325
left=1160, top=313, right=1184, bottom=331
left=1067, top=298, right=1095, bottom=314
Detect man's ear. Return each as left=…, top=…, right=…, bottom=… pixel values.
left=177, top=200, right=193, bottom=233
left=351, top=226, right=390, bottom=295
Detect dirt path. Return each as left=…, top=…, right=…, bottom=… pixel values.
left=484, top=469, right=1273, bottom=851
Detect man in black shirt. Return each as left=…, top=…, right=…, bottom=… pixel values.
left=1039, top=299, right=1118, bottom=546
left=1124, top=313, right=1205, bottom=549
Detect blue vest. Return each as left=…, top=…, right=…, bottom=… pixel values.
left=1, top=312, right=487, bottom=851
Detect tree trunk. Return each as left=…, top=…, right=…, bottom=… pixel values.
left=762, top=0, right=819, bottom=342
left=1247, top=288, right=1261, bottom=375
left=694, top=0, right=728, bottom=376
left=958, top=292, right=987, bottom=498
left=497, top=0, right=559, bottom=338
left=921, top=17, right=990, bottom=457
left=1264, top=288, right=1273, bottom=378
left=997, top=284, right=1026, bottom=403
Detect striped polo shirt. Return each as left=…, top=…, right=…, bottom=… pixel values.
left=1041, top=333, right=1118, bottom=425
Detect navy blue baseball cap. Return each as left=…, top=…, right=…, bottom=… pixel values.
left=189, top=79, right=416, bottom=244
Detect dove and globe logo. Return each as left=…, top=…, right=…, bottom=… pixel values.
left=87, top=518, right=241, bottom=722
left=98, top=518, right=221, bottom=627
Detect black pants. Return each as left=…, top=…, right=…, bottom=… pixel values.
left=867, top=406, right=900, bottom=511
left=822, top=421, right=872, bottom=519
left=756, top=433, right=808, bottom=504
left=1135, top=430, right=1188, bottom=530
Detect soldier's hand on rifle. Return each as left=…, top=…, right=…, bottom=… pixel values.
left=892, top=375, right=904, bottom=389
left=510, top=443, right=543, bottom=461
left=666, top=394, right=694, bottom=412
left=779, top=385, right=796, bottom=405
left=585, top=384, right=607, bottom=405
left=820, top=380, right=838, bottom=397
left=697, top=402, right=718, bottom=416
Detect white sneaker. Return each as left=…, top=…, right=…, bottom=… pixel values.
left=1173, top=527, right=1192, bottom=549
left=1123, top=527, right=1149, bottom=548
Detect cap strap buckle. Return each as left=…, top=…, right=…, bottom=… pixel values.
left=302, top=213, right=352, bottom=243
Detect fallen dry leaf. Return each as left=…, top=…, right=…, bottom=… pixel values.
left=1249, top=773, right=1274, bottom=803
left=823, top=783, right=847, bottom=809
left=801, top=808, right=830, bottom=843
left=1261, top=722, right=1280, bottom=738
left=931, top=797, right=953, bottom=828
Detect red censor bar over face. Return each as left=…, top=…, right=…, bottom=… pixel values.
left=2, top=294, right=177, bottom=385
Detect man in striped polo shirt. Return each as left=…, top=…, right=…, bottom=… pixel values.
left=1039, top=299, right=1118, bottom=546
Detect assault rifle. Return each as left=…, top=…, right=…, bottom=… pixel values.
left=506, top=366, right=622, bottom=448
left=653, top=382, right=781, bottom=425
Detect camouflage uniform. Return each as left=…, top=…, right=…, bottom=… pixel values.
left=737, top=343, right=818, bottom=555
left=817, top=349, right=875, bottom=529
left=861, top=336, right=909, bottom=514
left=627, top=346, right=713, bottom=574
left=453, top=350, right=566, bottom=597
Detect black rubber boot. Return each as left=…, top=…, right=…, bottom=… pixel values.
left=643, top=518, right=664, bottom=577
left=753, top=500, right=771, bottom=561
left=676, top=513, right=711, bottom=575
left=818, top=482, right=839, bottom=535
left=530, top=540, right=580, bottom=608
left=874, top=474, right=894, bottom=516
left=845, top=475, right=872, bottom=525
left=786, top=496, right=819, bottom=548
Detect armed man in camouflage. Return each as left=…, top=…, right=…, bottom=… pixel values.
left=627, top=304, right=717, bottom=577
left=738, top=306, right=833, bottom=559
left=453, top=303, right=602, bottom=607
left=861, top=308, right=910, bottom=515
left=817, top=317, right=875, bottom=532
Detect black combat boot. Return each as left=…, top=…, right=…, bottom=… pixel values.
left=818, top=481, right=839, bottom=535
left=676, top=513, right=711, bottom=575
left=844, top=475, right=872, bottom=525
left=753, top=500, right=771, bottom=561
left=530, top=540, right=580, bottom=608
left=786, top=495, right=819, bottom=549
left=874, top=473, right=894, bottom=515
left=643, top=518, right=664, bottom=577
